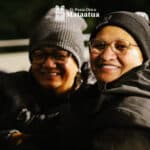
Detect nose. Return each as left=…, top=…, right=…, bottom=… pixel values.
left=99, top=46, right=117, bottom=61
left=42, top=57, right=56, bottom=67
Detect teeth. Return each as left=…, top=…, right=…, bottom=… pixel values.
left=49, top=73, right=58, bottom=75
left=102, top=65, right=118, bottom=69
left=41, top=70, right=60, bottom=75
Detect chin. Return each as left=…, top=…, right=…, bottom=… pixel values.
left=96, top=74, right=119, bottom=83
left=39, top=81, right=61, bottom=89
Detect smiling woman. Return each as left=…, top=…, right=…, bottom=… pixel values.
left=66, top=11, right=150, bottom=150
left=29, top=7, right=88, bottom=93
left=0, top=7, right=88, bottom=150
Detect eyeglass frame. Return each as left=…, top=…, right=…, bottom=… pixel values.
left=88, top=39, right=138, bottom=55
left=31, top=49, right=72, bottom=64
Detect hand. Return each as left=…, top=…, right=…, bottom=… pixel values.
left=8, top=130, right=30, bottom=145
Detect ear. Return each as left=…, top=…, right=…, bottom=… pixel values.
left=73, top=70, right=82, bottom=90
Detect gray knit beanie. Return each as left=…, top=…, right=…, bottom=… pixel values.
left=29, top=7, right=87, bottom=68
left=90, top=11, right=150, bottom=61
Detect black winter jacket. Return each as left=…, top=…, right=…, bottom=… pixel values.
left=66, top=60, right=150, bottom=150
left=0, top=71, right=70, bottom=150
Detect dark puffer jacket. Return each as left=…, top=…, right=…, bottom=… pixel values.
left=0, top=71, right=70, bottom=150
left=66, top=60, right=150, bottom=150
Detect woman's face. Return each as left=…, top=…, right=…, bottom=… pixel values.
left=90, top=25, right=143, bottom=83
left=31, top=47, right=78, bottom=94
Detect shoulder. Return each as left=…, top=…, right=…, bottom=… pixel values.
left=0, top=71, right=32, bottom=107
left=2, top=71, right=29, bottom=79
left=0, top=72, right=29, bottom=116
left=70, top=83, right=100, bottom=114
left=93, top=127, right=150, bottom=150
left=0, top=71, right=7, bottom=77
left=0, top=71, right=30, bottom=87
left=94, top=95, right=150, bottom=129
left=71, top=83, right=98, bottom=100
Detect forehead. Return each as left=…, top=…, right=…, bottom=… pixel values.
left=95, top=25, right=137, bottom=44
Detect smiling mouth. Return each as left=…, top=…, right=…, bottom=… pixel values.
left=41, top=70, right=61, bottom=76
left=97, top=64, right=121, bottom=72
left=101, top=64, right=120, bottom=69
left=46, top=72, right=60, bottom=76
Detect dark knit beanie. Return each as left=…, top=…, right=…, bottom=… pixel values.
left=29, top=7, right=87, bottom=68
left=90, top=11, right=150, bottom=61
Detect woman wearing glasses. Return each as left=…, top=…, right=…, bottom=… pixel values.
left=67, top=11, right=150, bottom=150
left=0, top=7, right=87, bottom=150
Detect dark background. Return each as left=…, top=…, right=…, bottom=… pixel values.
left=0, top=0, right=149, bottom=51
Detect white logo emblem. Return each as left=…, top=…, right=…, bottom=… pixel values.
left=55, top=5, right=65, bottom=22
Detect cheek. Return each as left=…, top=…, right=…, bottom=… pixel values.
left=119, top=49, right=143, bottom=72
left=30, top=64, right=44, bottom=84
left=31, top=64, right=39, bottom=75
left=65, top=62, right=78, bottom=78
left=60, top=62, right=78, bottom=89
left=90, top=56, right=97, bottom=70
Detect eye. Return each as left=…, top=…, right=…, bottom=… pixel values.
left=92, top=41, right=107, bottom=50
left=54, top=53, right=67, bottom=60
left=115, top=41, right=129, bottom=51
left=115, top=44, right=127, bottom=50
left=33, top=51, right=44, bottom=59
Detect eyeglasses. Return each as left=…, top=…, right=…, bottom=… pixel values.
left=31, top=49, right=71, bottom=64
left=89, top=39, right=138, bottom=55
